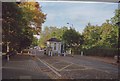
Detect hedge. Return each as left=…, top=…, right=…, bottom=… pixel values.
left=82, top=48, right=118, bottom=57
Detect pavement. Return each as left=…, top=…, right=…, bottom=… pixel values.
left=2, top=54, right=50, bottom=79
left=2, top=49, right=119, bottom=79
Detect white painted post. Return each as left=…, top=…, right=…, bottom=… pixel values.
left=7, top=42, right=10, bottom=61
left=7, top=42, right=9, bottom=53
left=28, top=50, right=29, bottom=54
left=48, top=51, right=50, bottom=56
left=64, top=53, right=66, bottom=56
left=7, top=55, right=9, bottom=61
left=81, top=51, right=83, bottom=56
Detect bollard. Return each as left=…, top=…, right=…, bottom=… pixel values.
left=58, top=53, right=60, bottom=56
left=64, top=53, right=66, bottom=56
left=28, top=51, right=29, bottom=54
left=48, top=51, right=50, bottom=56
left=81, top=51, right=83, bottom=56
left=7, top=55, right=9, bottom=61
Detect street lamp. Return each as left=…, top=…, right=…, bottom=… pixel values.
left=67, top=23, right=73, bottom=28
left=116, top=22, right=120, bottom=63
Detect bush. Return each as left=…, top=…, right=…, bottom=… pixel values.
left=82, top=48, right=117, bottom=57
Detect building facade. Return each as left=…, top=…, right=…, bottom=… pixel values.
left=46, top=38, right=62, bottom=56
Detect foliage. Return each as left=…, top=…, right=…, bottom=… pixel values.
left=2, top=2, right=46, bottom=53
left=32, top=37, right=39, bottom=47
left=82, top=48, right=117, bottom=57
left=82, top=19, right=118, bottom=49
left=38, top=26, right=68, bottom=48
left=62, top=27, right=84, bottom=52
left=82, top=9, right=119, bottom=57
left=82, top=23, right=101, bottom=49
left=18, top=2, right=46, bottom=34
left=111, top=9, right=120, bottom=25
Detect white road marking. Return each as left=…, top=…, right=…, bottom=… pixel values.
left=60, top=59, right=92, bottom=70
left=62, top=68, right=90, bottom=71
left=36, top=57, right=92, bottom=72
left=44, top=61, right=61, bottom=71
left=36, top=57, right=61, bottom=77
left=59, top=63, right=73, bottom=71
left=93, top=68, right=111, bottom=74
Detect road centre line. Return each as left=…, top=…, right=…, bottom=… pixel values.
left=36, top=57, right=61, bottom=77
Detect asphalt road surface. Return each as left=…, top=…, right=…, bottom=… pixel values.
left=2, top=49, right=119, bottom=79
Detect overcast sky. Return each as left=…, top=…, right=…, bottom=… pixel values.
left=38, top=1, right=118, bottom=33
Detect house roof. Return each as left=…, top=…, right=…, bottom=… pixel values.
left=47, top=38, right=61, bottom=42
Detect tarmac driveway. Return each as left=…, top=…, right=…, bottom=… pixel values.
left=2, top=49, right=119, bottom=79
left=36, top=51, right=118, bottom=79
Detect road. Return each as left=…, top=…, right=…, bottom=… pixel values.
left=2, top=49, right=119, bottom=79
left=35, top=49, right=118, bottom=79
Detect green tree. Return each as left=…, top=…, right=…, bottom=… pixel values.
left=111, top=9, right=120, bottom=25
left=97, top=21, right=117, bottom=48
left=62, top=28, right=84, bottom=53
left=82, top=20, right=118, bottom=49
left=82, top=23, right=101, bottom=49
left=39, top=26, right=68, bottom=48
left=2, top=2, right=46, bottom=53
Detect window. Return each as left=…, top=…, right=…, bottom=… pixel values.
left=54, top=43, right=56, bottom=50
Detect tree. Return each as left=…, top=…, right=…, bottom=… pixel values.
left=98, top=21, right=117, bottom=48
left=62, top=28, right=84, bottom=53
left=39, top=26, right=68, bottom=48
left=18, top=2, right=46, bottom=35
left=2, top=2, right=24, bottom=52
left=2, top=2, right=46, bottom=53
left=82, top=23, right=101, bottom=49
left=111, top=9, right=120, bottom=25
left=82, top=19, right=118, bottom=49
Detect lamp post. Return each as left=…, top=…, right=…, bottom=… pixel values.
left=116, top=22, right=120, bottom=63
left=67, top=23, right=73, bottom=28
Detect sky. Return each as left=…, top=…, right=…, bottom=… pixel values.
left=38, top=1, right=118, bottom=33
